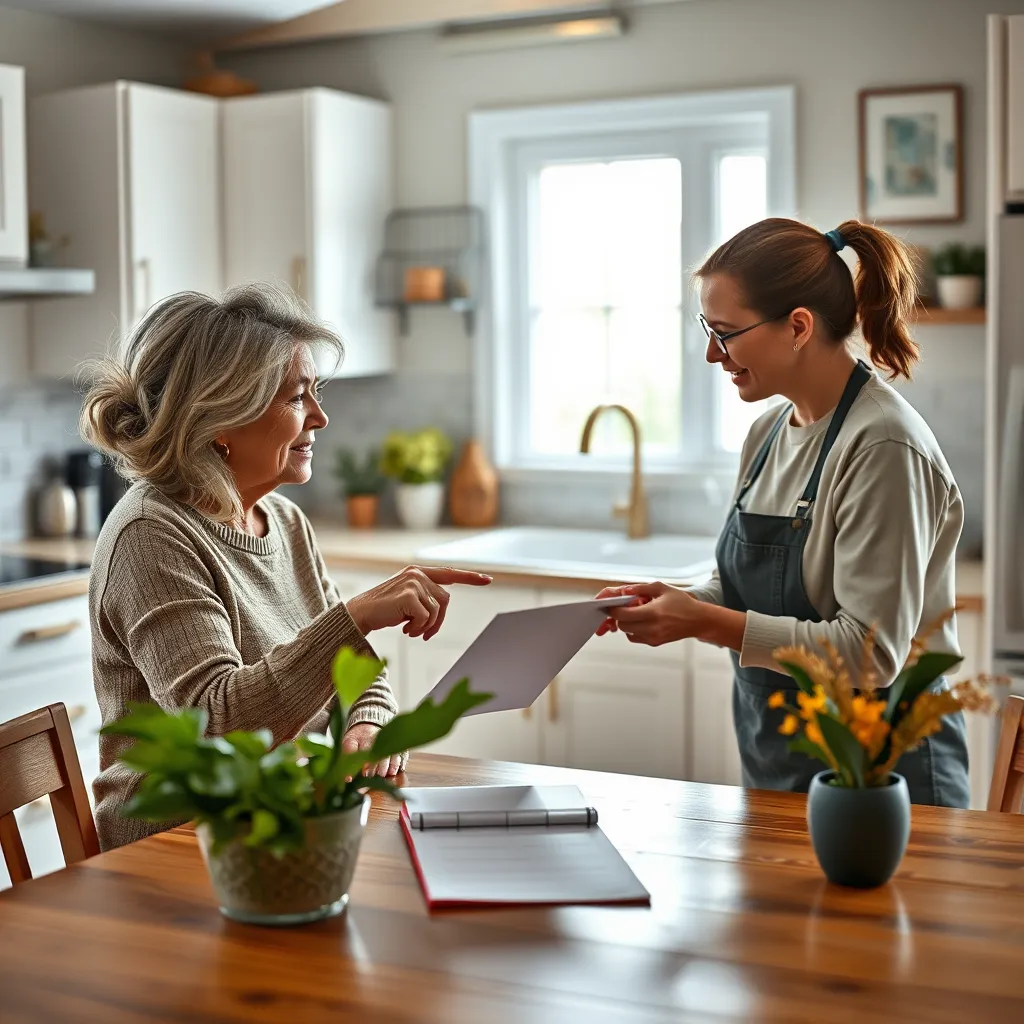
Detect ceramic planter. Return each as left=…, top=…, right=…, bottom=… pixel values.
left=936, top=274, right=983, bottom=309
left=196, top=797, right=370, bottom=926
left=346, top=494, right=379, bottom=529
left=395, top=481, right=444, bottom=530
left=806, top=771, right=910, bottom=888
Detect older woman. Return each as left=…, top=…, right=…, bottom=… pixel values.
left=82, top=284, right=490, bottom=850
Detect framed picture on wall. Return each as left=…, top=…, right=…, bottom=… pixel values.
left=858, top=84, right=963, bottom=224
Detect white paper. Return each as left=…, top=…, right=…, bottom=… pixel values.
left=424, top=596, right=635, bottom=715
left=403, top=786, right=649, bottom=906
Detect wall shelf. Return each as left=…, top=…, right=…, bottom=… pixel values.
left=375, top=206, right=483, bottom=337
left=910, top=305, right=986, bottom=325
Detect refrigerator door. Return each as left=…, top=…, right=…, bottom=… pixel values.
left=990, top=216, right=1024, bottom=662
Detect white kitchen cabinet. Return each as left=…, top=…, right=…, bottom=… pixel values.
left=0, top=64, right=27, bottom=266
left=222, top=89, right=395, bottom=379
left=542, top=655, right=686, bottom=779
left=689, top=640, right=743, bottom=787
left=951, top=607, right=992, bottom=810
left=0, top=595, right=100, bottom=891
left=401, top=583, right=543, bottom=762
left=27, top=82, right=221, bottom=377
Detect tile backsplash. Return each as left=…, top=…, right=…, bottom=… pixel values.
left=0, top=382, right=86, bottom=541
left=0, top=330, right=985, bottom=557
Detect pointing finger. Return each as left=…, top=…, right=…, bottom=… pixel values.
left=419, top=566, right=494, bottom=586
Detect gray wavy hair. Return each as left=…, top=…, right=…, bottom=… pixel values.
left=80, top=283, right=343, bottom=524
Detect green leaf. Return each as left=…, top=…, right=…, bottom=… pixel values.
left=245, top=809, right=280, bottom=847
left=370, top=679, right=493, bottom=762
left=885, top=651, right=963, bottom=724
left=816, top=714, right=866, bottom=787
left=295, top=735, right=336, bottom=778
left=101, top=702, right=207, bottom=746
left=774, top=661, right=816, bottom=695
left=115, top=740, right=204, bottom=776
left=222, top=730, right=273, bottom=759
left=320, top=748, right=377, bottom=797
left=121, top=779, right=198, bottom=822
left=787, top=735, right=833, bottom=768
left=332, top=648, right=385, bottom=711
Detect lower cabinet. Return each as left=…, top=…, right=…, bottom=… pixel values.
left=952, top=607, right=992, bottom=810
left=0, top=595, right=100, bottom=890
left=331, top=572, right=731, bottom=784
left=689, top=641, right=743, bottom=787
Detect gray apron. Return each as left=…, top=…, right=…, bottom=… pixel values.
left=716, top=360, right=970, bottom=807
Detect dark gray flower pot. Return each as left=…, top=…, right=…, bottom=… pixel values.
left=806, top=771, right=910, bottom=888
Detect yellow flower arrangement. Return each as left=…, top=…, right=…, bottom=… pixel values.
left=771, top=607, right=1001, bottom=788
left=379, top=427, right=453, bottom=485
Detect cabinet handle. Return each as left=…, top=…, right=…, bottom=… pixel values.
left=291, top=255, right=307, bottom=302
left=67, top=704, right=86, bottom=724
left=134, top=258, right=152, bottom=321
left=548, top=677, right=560, bottom=723
left=17, top=620, right=82, bottom=644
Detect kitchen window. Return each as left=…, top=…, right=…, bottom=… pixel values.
left=469, top=87, right=795, bottom=479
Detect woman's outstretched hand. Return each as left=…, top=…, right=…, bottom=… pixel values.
left=347, top=565, right=493, bottom=640
left=594, top=582, right=706, bottom=647
left=341, top=722, right=404, bottom=778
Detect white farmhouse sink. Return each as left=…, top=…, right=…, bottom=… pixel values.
left=415, top=527, right=717, bottom=581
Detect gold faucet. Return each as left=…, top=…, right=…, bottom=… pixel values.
left=579, top=404, right=649, bottom=540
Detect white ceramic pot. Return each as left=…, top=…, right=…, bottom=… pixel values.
left=936, top=275, right=983, bottom=310
left=395, top=481, right=445, bottom=530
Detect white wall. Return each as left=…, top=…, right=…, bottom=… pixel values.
left=225, top=0, right=1017, bottom=548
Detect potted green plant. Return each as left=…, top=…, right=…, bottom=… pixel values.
left=334, top=448, right=385, bottom=529
left=931, top=243, right=986, bottom=310
left=380, top=427, right=454, bottom=530
left=770, top=610, right=997, bottom=888
left=101, top=648, right=491, bottom=925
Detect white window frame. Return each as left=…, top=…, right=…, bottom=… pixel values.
left=468, top=86, right=796, bottom=484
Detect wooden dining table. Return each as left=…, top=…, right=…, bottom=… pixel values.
left=1, top=753, right=1023, bottom=1023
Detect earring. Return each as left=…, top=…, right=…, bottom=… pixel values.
left=215, top=441, right=230, bottom=460
left=793, top=344, right=800, bottom=352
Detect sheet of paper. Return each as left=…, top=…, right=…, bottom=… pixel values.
left=400, top=786, right=650, bottom=907
left=424, top=596, right=635, bottom=715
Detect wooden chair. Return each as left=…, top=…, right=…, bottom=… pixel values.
left=988, top=694, right=1024, bottom=813
left=0, top=703, right=100, bottom=885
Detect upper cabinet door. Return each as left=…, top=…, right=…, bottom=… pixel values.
left=0, top=64, right=28, bottom=266
left=125, top=84, right=222, bottom=328
left=222, top=89, right=395, bottom=380
left=308, top=91, right=395, bottom=378
left=222, top=92, right=309, bottom=306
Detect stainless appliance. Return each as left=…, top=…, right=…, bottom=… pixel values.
left=0, top=555, right=89, bottom=590
left=987, top=16, right=1024, bottom=698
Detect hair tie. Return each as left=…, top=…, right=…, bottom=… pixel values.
left=824, top=228, right=846, bottom=253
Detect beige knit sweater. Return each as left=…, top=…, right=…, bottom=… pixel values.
left=89, top=481, right=397, bottom=851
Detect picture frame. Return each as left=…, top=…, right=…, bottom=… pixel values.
left=858, top=84, right=963, bottom=224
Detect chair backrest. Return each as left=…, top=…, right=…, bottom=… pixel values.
left=0, top=702, right=100, bottom=885
left=988, top=694, right=1024, bottom=813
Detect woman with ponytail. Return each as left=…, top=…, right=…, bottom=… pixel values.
left=597, top=217, right=970, bottom=806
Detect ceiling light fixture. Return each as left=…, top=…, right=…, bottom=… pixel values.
left=439, top=13, right=624, bottom=55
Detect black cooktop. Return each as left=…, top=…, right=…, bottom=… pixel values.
left=0, top=555, right=90, bottom=588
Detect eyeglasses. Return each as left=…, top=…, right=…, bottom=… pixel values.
left=697, top=312, right=791, bottom=355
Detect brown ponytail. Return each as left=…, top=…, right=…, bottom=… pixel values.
left=696, top=216, right=920, bottom=380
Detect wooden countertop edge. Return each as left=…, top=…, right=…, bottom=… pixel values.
left=0, top=575, right=90, bottom=613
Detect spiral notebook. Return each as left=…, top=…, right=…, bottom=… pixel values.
left=399, top=785, right=650, bottom=910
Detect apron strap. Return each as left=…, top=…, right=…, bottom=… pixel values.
left=734, top=404, right=792, bottom=507
left=794, top=360, right=872, bottom=518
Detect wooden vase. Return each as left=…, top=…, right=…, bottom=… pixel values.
left=346, top=495, right=379, bottom=529
left=448, top=440, right=498, bottom=528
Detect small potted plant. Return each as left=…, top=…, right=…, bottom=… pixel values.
left=334, top=448, right=384, bottom=529
left=101, top=648, right=491, bottom=926
left=931, top=243, right=986, bottom=310
left=380, top=427, right=453, bottom=530
left=771, top=609, right=998, bottom=888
